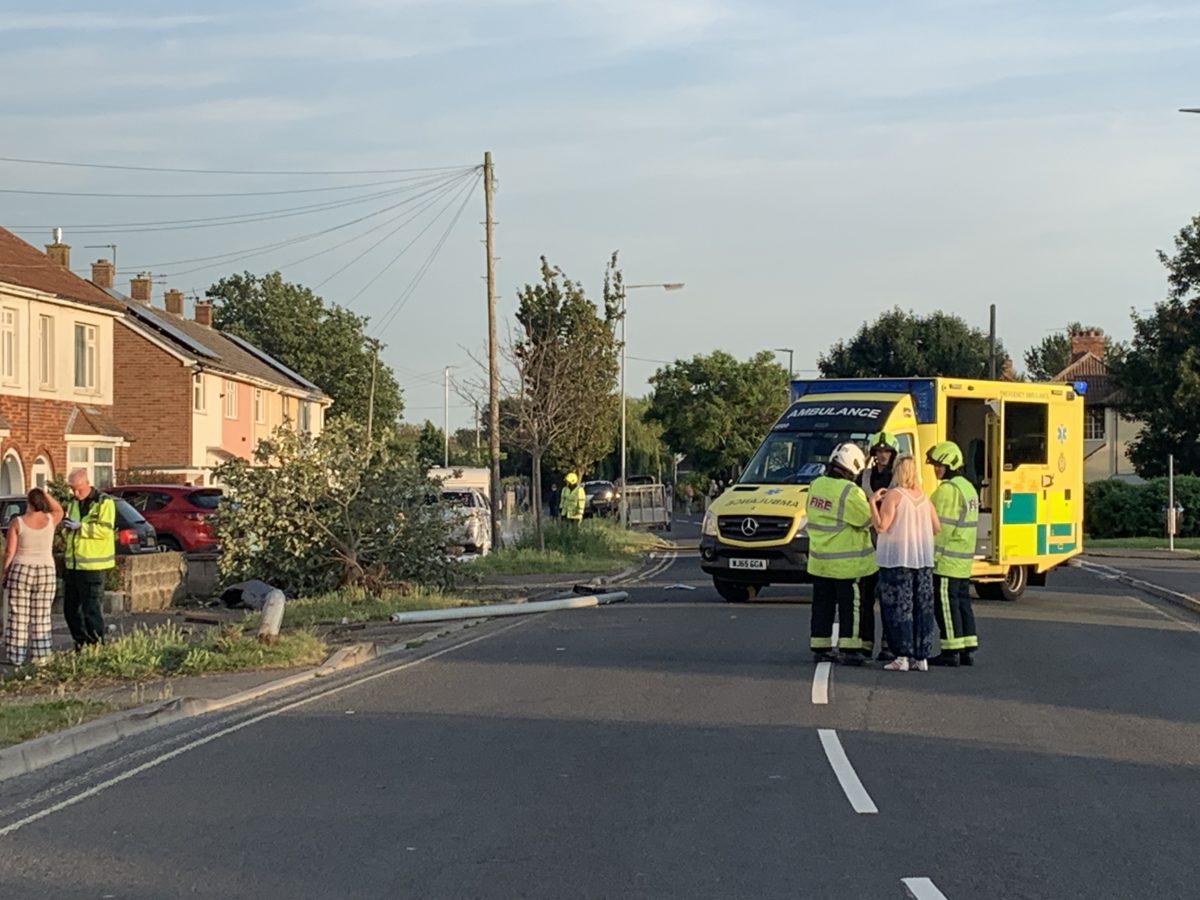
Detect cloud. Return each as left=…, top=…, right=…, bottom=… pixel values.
left=0, top=13, right=216, bottom=32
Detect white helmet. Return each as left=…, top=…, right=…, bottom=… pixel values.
left=829, top=442, right=867, bottom=477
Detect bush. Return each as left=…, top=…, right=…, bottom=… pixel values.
left=1084, top=476, right=1200, bottom=538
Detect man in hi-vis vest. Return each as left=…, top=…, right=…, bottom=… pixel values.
left=804, top=443, right=877, bottom=664
left=926, top=442, right=981, bottom=666
left=62, top=468, right=116, bottom=648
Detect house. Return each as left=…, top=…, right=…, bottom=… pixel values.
left=94, top=266, right=331, bottom=486
left=1052, top=328, right=1141, bottom=482
left=0, top=228, right=130, bottom=492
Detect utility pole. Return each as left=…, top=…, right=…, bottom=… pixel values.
left=443, top=366, right=452, bottom=468
left=988, top=304, right=997, bottom=380
left=474, top=400, right=481, bottom=450
left=366, top=344, right=378, bottom=443
left=484, top=151, right=501, bottom=548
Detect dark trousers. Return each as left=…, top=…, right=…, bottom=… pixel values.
left=934, top=575, right=978, bottom=652
left=810, top=575, right=868, bottom=653
left=879, top=567, right=936, bottom=660
left=859, top=570, right=880, bottom=653
left=64, top=569, right=107, bottom=646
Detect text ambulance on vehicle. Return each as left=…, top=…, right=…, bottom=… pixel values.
left=699, top=378, right=1084, bottom=603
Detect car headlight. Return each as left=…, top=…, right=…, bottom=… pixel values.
left=702, top=511, right=718, bottom=536
left=795, top=515, right=808, bottom=538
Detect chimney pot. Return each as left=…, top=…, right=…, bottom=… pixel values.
left=1069, top=327, right=1106, bottom=361
left=91, top=259, right=115, bottom=290
left=194, top=299, right=213, bottom=328
left=164, top=289, right=185, bottom=316
left=45, top=228, right=70, bottom=269
left=130, top=273, right=152, bottom=304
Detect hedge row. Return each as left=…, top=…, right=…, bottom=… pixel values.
left=1084, top=477, right=1198, bottom=539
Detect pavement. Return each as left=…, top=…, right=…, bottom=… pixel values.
left=0, top=523, right=1196, bottom=898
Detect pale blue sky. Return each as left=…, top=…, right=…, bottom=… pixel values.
left=3, top=0, right=1199, bottom=426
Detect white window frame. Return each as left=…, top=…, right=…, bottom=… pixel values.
left=37, top=315, right=54, bottom=389
left=224, top=379, right=238, bottom=419
left=1, top=307, right=18, bottom=385
left=193, top=374, right=206, bottom=412
left=73, top=322, right=98, bottom=392
left=298, top=400, right=311, bottom=433
left=1084, top=407, right=1106, bottom=441
left=67, top=444, right=115, bottom=489
left=253, top=388, right=265, bottom=424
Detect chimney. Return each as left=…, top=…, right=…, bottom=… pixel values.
left=194, top=299, right=213, bottom=328
left=129, top=273, right=153, bottom=304
left=164, top=288, right=184, bottom=316
left=1069, top=327, right=1105, bottom=360
left=91, top=259, right=115, bottom=289
left=45, top=227, right=70, bottom=269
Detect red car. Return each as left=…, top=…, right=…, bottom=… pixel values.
left=108, top=485, right=222, bottom=553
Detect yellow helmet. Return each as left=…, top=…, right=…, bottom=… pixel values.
left=565, top=472, right=580, bottom=486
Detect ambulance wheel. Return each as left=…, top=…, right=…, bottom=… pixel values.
left=977, top=566, right=1027, bottom=601
left=714, top=578, right=758, bottom=603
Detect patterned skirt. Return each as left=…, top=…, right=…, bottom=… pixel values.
left=3, top=562, right=57, bottom=665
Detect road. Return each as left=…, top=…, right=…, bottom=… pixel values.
left=0, top=532, right=1197, bottom=899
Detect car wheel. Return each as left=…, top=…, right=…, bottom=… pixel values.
left=157, top=535, right=182, bottom=552
left=713, top=578, right=759, bottom=603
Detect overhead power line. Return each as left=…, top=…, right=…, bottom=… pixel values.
left=0, top=155, right=475, bottom=176
left=0, top=173, right=475, bottom=200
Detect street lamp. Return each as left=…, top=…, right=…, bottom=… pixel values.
left=773, top=348, right=795, bottom=404
left=620, top=281, right=684, bottom=527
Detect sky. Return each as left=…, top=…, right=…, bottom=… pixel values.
left=2, top=0, right=1199, bottom=429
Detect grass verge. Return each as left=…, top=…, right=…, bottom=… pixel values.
left=1, top=624, right=327, bottom=693
left=471, top=519, right=661, bottom=577
left=265, top=588, right=480, bottom=629
left=1085, top=537, right=1200, bottom=551
left=0, top=698, right=119, bottom=749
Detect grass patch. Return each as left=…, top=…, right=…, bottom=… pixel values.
left=471, top=519, right=660, bottom=577
left=1, top=624, right=327, bottom=692
left=1085, top=537, right=1200, bottom=551
left=262, top=587, right=479, bottom=629
left=0, top=698, right=118, bottom=748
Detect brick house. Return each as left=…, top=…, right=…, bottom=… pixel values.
left=93, top=266, right=331, bottom=486
left=1053, top=328, right=1142, bottom=482
left=0, top=228, right=130, bottom=493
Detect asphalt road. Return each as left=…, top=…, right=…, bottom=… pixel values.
left=0, top=536, right=1197, bottom=899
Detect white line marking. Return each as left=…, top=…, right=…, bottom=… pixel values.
left=817, top=729, right=877, bottom=814
left=811, top=662, right=831, bottom=704
left=902, top=876, right=949, bottom=899
left=832, top=620, right=839, bottom=643
left=0, top=618, right=534, bottom=839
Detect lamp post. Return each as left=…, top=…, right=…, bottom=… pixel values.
left=773, top=347, right=795, bottom=405
left=619, top=281, right=684, bottom=527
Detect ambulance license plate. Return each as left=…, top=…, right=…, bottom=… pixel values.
left=730, top=558, right=767, bottom=570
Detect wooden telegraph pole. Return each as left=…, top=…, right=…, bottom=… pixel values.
left=484, top=152, right=502, bottom=549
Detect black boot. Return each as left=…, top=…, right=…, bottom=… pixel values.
left=813, top=650, right=839, bottom=664
left=960, top=650, right=975, bottom=666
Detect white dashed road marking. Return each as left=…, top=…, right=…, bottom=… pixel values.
left=817, top=729, right=877, bottom=814
left=902, top=876, right=949, bottom=899
left=811, top=662, right=831, bottom=704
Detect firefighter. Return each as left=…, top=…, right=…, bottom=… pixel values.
left=926, top=441, right=980, bottom=666
left=805, top=443, right=877, bottom=664
left=860, top=432, right=900, bottom=660
left=559, top=472, right=587, bottom=524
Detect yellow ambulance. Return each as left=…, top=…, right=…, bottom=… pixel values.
left=699, top=377, right=1084, bottom=602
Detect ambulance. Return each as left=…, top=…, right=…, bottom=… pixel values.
left=699, top=377, right=1084, bottom=602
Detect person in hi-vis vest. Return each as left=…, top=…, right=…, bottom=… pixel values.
left=926, top=441, right=981, bottom=667
left=62, top=468, right=116, bottom=648
left=804, top=443, right=878, bottom=664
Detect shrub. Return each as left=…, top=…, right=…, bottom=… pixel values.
left=1084, top=476, right=1200, bottom=538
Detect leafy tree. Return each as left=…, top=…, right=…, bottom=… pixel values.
left=212, top=421, right=456, bottom=595
left=818, top=308, right=1008, bottom=379
left=1111, top=214, right=1200, bottom=476
left=597, top=395, right=667, bottom=481
left=1023, top=323, right=1110, bottom=381
left=647, top=351, right=789, bottom=478
left=415, top=420, right=444, bottom=470
left=503, top=256, right=620, bottom=547
left=208, top=271, right=403, bottom=425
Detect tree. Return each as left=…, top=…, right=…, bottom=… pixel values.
left=1110, top=215, right=1200, bottom=476
left=207, top=271, right=403, bottom=425
left=211, top=421, right=456, bottom=595
left=1023, top=323, right=1110, bottom=381
left=818, top=308, right=1008, bottom=379
left=503, top=256, right=620, bottom=548
left=647, top=351, right=789, bottom=478
left=415, top=421, right=444, bottom=469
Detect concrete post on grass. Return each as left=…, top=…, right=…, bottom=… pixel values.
left=257, top=590, right=286, bottom=643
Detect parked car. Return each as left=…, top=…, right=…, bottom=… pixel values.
left=0, top=494, right=159, bottom=555
left=440, top=487, right=492, bottom=556
left=107, top=485, right=222, bottom=553
left=583, top=480, right=618, bottom=518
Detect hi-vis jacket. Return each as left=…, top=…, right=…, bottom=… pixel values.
left=64, top=493, right=117, bottom=571
left=805, top=475, right=878, bottom=579
left=559, top=485, right=587, bottom=521
left=932, top=476, right=979, bottom=578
